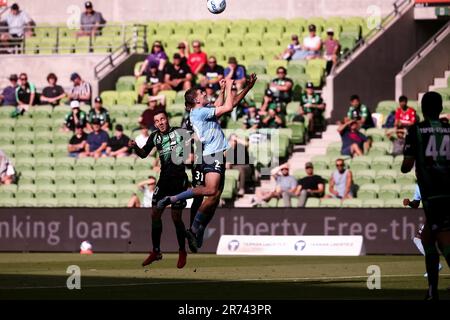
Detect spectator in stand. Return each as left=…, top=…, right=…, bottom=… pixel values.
left=137, top=61, right=164, bottom=104
left=135, top=41, right=168, bottom=76
left=162, top=53, right=193, bottom=92
left=387, top=128, right=406, bottom=157
left=185, top=40, right=207, bottom=76
left=63, top=100, right=88, bottom=132
left=83, top=118, right=109, bottom=158
left=261, top=104, right=285, bottom=129
left=0, top=3, right=33, bottom=40
left=394, top=95, right=416, bottom=129
left=176, top=42, right=188, bottom=66
left=338, top=119, right=371, bottom=157
left=135, top=125, right=150, bottom=149
left=138, top=95, right=165, bottom=131
left=86, top=96, right=111, bottom=132
left=299, top=82, right=325, bottom=135
left=0, top=74, right=18, bottom=106
left=76, top=1, right=106, bottom=38
left=205, top=83, right=218, bottom=104
left=277, top=34, right=302, bottom=60
left=295, top=24, right=322, bottom=60
left=295, top=162, right=325, bottom=207
left=323, top=28, right=340, bottom=75
left=67, top=124, right=88, bottom=158
left=244, top=105, right=261, bottom=129
left=11, top=73, right=38, bottom=117
left=226, top=134, right=254, bottom=197
left=268, top=66, right=293, bottom=104
left=200, top=56, right=224, bottom=91
left=69, top=73, right=92, bottom=105
left=224, top=56, right=247, bottom=90
left=0, top=149, right=16, bottom=185
left=259, top=164, right=298, bottom=207
left=127, top=176, right=157, bottom=208
left=345, top=94, right=375, bottom=129
left=324, top=159, right=354, bottom=200
left=105, top=124, right=130, bottom=158
left=40, top=73, right=66, bottom=107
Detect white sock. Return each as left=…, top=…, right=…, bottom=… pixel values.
left=413, top=237, right=425, bottom=256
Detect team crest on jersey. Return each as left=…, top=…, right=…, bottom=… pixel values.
left=156, top=135, right=162, bottom=144
left=169, top=132, right=175, bottom=139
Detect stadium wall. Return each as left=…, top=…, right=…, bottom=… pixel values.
left=329, top=3, right=447, bottom=122
left=0, top=208, right=424, bottom=254
left=13, top=0, right=395, bottom=23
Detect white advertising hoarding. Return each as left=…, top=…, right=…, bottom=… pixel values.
left=216, top=235, right=365, bottom=256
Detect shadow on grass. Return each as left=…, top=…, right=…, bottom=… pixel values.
left=1, top=274, right=449, bottom=300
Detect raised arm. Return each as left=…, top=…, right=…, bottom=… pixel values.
left=214, top=79, right=237, bottom=118
left=214, top=79, right=226, bottom=108
left=232, top=73, right=257, bottom=107
left=129, top=137, right=154, bottom=159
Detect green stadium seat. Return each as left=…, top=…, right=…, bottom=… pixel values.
left=74, top=157, right=96, bottom=170
left=378, top=184, right=400, bottom=200
left=0, top=197, right=17, bottom=207
left=311, top=155, right=330, bottom=170
left=116, top=76, right=136, bottom=92
left=353, top=170, right=375, bottom=186
left=320, top=198, right=342, bottom=208
left=76, top=197, right=99, bottom=207
left=342, top=199, right=363, bottom=208
left=101, top=91, right=119, bottom=106
left=357, top=184, right=379, bottom=199
left=362, top=199, right=385, bottom=208
left=375, top=169, right=397, bottom=185
left=371, top=156, right=393, bottom=171
left=365, top=128, right=386, bottom=142
left=117, top=91, right=137, bottom=106
left=396, top=173, right=416, bottom=185
left=349, top=156, right=372, bottom=170
left=400, top=184, right=416, bottom=199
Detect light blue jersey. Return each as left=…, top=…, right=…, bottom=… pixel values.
left=413, top=184, right=421, bottom=201
left=190, top=105, right=229, bottom=156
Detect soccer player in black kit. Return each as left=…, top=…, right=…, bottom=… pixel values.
left=129, top=111, right=190, bottom=268
left=402, top=92, right=450, bottom=300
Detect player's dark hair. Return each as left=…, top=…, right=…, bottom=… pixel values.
left=421, top=91, right=443, bottom=120
left=153, top=110, right=168, bottom=119
left=350, top=94, right=359, bottom=101
left=185, top=88, right=198, bottom=110
left=399, top=95, right=408, bottom=103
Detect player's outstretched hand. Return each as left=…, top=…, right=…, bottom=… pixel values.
left=247, top=73, right=257, bottom=88
left=219, top=79, right=226, bottom=91
left=128, top=140, right=137, bottom=149
left=403, top=198, right=410, bottom=207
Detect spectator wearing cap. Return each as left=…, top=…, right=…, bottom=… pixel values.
left=83, top=118, right=109, bottom=159
left=297, top=24, right=322, bottom=60
left=77, top=1, right=106, bottom=38
left=40, top=73, right=66, bottom=107
left=268, top=66, right=293, bottom=104
left=338, top=118, right=371, bottom=157
left=184, top=40, right=207, bottom=76
left=299, top=82, right=325, bottom=135
left=137, top=60, right=164, bottom=104
left=67, top=125, right=88, bottom=158
left=69, top=73, right=92, bottom=105
left=205, top=83, right=218, bottom=104
left=277, top=34, right=302, bottom=60
left=295, top=162, right=325, bottom=207
left=11, top=72, right=38, bottom=117
left=87, top=96, right=111, bottom=132
left=261, top=103, right=285, bottom=129
left=105, top=124, right=130, bottom=158
left=0, top=149, right=16, bottom=185
left=127, top=176, right=157, bottom=208
left=244, top=104, right=261, bottom=129
left=323, top=28, right=340, bottom=75
left=0, top=74, right=18, bottom=106
left=224, top=56, right=247, bottom=90
left=257, top=164, right=298, bottom=207
left=387, top=128, right=406, bottom=157
left=344, top=94, right=375, bottom=129
left=0, top=3, right=33, bottom=40
left=135, top=41, right=168, bottom=77
left=138, top=95, right=165, bottom=131
left=162, top=53, right=193, bottom=92
left=63, top=100, right=88, bottom=132
left=200, top=56, right=224, bottom=91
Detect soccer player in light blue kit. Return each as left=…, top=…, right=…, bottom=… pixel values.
left=404, top=184, right=443, bottom=277
left=158, top=74, right=257, bottom=252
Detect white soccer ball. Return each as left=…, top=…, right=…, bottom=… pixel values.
left=207, top=0, right=226, bottom=14
left=80, top=240, right=93, bottom=251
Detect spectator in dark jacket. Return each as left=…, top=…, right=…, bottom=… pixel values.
left=40, top=73, right=66, bottom=107
left=0, top=74, right=18, bottom=106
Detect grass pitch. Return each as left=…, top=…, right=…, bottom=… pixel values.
left=0, top=253, right=449, bottom=300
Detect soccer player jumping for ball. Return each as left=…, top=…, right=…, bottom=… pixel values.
left=402, top=92, right=450, bottom=300
left=158, top=74, right=257, bottom=252
left=129, top=111, right=190, bottom=268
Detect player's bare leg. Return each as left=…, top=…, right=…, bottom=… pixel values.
left=142, top=207, right=164, bottom=267
left=171, top=208, right=188, bottom=268
left=421, top=223, right=440, bottom=300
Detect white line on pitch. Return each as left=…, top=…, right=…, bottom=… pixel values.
left=2, top=273, right=449, bottom=290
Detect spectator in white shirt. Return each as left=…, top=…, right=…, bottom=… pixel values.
left=293, top=24, right=322, bottom=60
left=0, top=3, right=33, bottom=38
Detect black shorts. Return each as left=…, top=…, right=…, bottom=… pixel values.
left=192, top=164, right=205, bottom=188
left=423, top=197, right=450, bottom=233
left=198, top=152, right=226, bottom=192
left=152, top=173, right=189, bottom=209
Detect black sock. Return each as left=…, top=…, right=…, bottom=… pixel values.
left=174, top=220, right=186, bottom=251
left=424, top=245, right=440, bottom=296
left=152, top=219, right=162, bottom=252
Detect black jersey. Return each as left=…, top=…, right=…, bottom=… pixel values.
left=142, top=126, right=189, bottom=178
left=404, top=119, right=450, bottom=201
